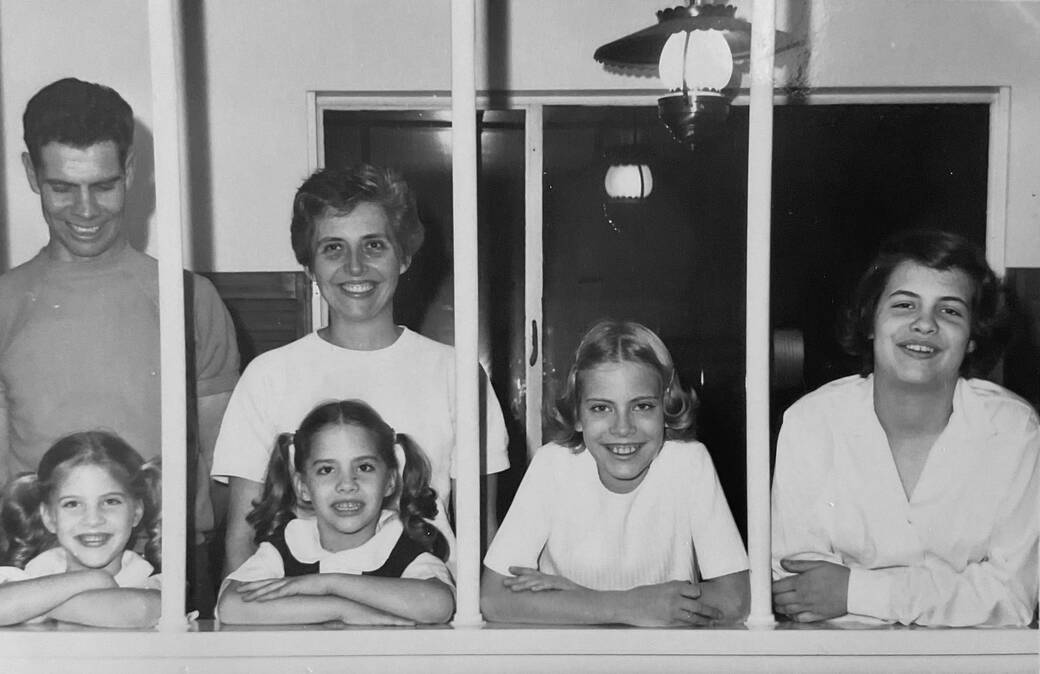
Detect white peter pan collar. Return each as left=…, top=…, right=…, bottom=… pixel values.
left=283, top=510, right=405, bottom=575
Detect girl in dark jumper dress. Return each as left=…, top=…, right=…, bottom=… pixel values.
left=218, top=399, right=453, bottom=626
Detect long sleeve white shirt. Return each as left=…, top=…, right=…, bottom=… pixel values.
left=771, top=375, right=1039, bottom=626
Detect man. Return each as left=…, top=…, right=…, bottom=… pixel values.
left=0, top=77, right=240, bottom=613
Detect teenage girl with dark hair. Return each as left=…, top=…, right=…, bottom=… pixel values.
left=772, top=229, right=1039, bottom=626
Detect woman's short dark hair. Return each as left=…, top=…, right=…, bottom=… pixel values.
left=289, top=164, right=424, bottom=270
left=840, top=229, right=1009, bottom=378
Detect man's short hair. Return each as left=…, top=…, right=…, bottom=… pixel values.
left=23, top=78, right=134, bottom=168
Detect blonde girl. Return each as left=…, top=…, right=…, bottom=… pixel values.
left=481, top=320, right=749, bottom=626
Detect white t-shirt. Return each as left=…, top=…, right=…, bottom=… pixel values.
left=484, top=440, right=748, bottom=590
left=224, top=510, right=452, bottom=588
left=772, top=374, right=1040, bottom=626
left=211, top=328, right=510, bottom=504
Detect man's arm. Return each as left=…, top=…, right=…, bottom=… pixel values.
left=224, top=476, right=263, bottom=577
left=196, top=390, right=233, bottom=532
left=0, top=378, right=10, bottom=487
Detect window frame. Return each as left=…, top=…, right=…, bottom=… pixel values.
left=0, top=0, right=1032, bottom=664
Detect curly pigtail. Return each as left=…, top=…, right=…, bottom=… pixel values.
left=133, top=460, right=163, bottom=571
left=395, top=434, right=449, bottom=561
left=0, top=474, right=54, bottom=569
left=246, top=433, right=299, bottom=544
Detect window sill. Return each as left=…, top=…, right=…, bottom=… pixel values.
left=0, top=621, right=1034, bottom=672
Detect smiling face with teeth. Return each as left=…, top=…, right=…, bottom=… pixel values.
left=575, top=361, right=666, bottom=494
left=41, top=463, right=143, bottom=574
left=293, top=423, right=397, bottom=552
left=310, top=202, right=410, bottom=347
left=23, top=141, right=132, bottom=263
left=871, top=260, right=975, bottom=391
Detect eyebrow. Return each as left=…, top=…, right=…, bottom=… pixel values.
left=58, top=491, right=128, bottom=499
left=584, top=394, right=661, bottom=403
left=314, top=233, right=388, bottom=245
left=887, top=289, right=969, bottom=306
left=44, top=177, right=122, bottom=188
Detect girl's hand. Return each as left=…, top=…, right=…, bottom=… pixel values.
left=236, top=575, right=331, bottom=602
left=503, top=567, right=587, bottom=593
left=771, top=558, right=850, bottom=622
left=625, top=580, right=722, bottom=627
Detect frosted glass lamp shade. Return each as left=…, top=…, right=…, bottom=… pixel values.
left=658, top=29, right=733, bottom=93
left=604, top=163, right=653, bottom=200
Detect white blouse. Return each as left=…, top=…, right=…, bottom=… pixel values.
left=772, top=375, right=1039, bottom=626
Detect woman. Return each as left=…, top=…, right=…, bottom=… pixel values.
left=212, top=164, right=509, bottom=576
left=771, top=229, right=1038, bottom=627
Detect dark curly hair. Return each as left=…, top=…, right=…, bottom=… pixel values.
left=289, top=164, right=424, bottom=270
left=840, top=229, right=1009, bottom=378
left=551, top=319, right=698, bottom=449
left=247, top=399, right=448, bottom=561
left=23, top=78, right=134, bottom=168
left=0, top=431, right=161, bottom=571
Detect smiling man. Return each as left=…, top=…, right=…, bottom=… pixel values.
left=0, top=78, right=241, bottom=614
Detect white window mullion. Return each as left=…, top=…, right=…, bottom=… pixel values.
left=147, top=0, right=189, bottom=632
left=745, top=0, right=777, bottom=628
left=524, top=104, right=544, bottom=459
left=986, top=87, right=1010, bottom=278
left=450, top=0, right=483, bottom=627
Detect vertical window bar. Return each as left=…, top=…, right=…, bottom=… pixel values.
left=745, top=0, right=777, bottom=628
left=985, top=87, right=1010, bottom=278
left=450, top=0, right=483, bottom=626
left=147, top=0, right=189, bottom=632
left=524, top=104, right=544, bottom=460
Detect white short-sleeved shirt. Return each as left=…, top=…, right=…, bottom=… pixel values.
left=484, top=440, right=748, bottom=590
left=772, top=375, right=1040, bottom=626
left=224, top=510, right=452, bottom=588
left=211, top=328, right=509, bottom=504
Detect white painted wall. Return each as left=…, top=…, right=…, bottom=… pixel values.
left=0, top=0, right=154, bottom=267
left=2, top=0, right=1039, bottom=270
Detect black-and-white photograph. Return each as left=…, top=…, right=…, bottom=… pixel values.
left=0, top=1, right=1036, bottom=671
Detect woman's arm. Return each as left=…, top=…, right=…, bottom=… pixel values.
left=236, top=573, right=454, bottom=624
left=218, top=579, right=414, bottom=626
left=480, top=569, right=722, bottom=627
left=47, top=588, right=160, bottom=628
left=0, top=570, right=115, bottom=625
left=223, top=476, right=263, bottom=578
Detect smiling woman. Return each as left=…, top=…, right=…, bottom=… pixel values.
left=211, top=165, right=511, bottom=580
left=771, top=230, right=1039, bottom=627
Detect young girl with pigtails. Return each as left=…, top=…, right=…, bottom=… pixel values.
left=0, top=431, right=162, bottom=627
left=217, top=399, right=455, bottom=626
left=481, top=320, right=749, bottom=627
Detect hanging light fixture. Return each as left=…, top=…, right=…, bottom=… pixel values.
left=604, top=110, right=653, bottom=201
left=593, top=1, right=797, bottom=149
left=604, top=160, right=653, bottom=200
